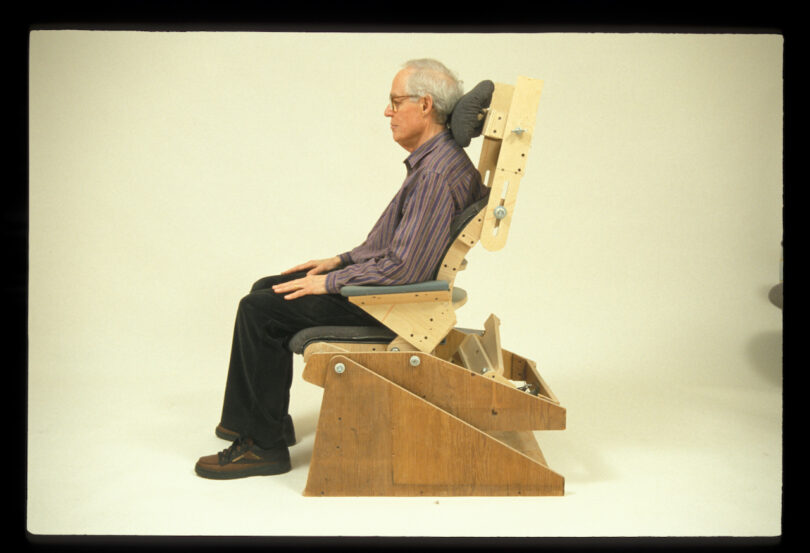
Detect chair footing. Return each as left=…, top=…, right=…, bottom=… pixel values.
left=301, top=326, right=566, bottom=497
left=303, top=354, right=564, bottom=497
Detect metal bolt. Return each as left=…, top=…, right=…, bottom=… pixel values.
left=334, top=363, right=346, bottom=374
left=493, top=206, right=507, bottom=220
left=391, top=347, right=400, bottom=352
left=512, top=126, right=526, bottom=135
left=518, top=383, right=538, bottom=395
left=409, top=355, right=421, bottom=367
left=481, top=367, right=488, bottom=374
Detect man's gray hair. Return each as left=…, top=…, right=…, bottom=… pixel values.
left=402, top=59, right=464, bottom=126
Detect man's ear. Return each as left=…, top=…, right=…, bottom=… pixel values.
left=421, top=95, right=434, bottom=117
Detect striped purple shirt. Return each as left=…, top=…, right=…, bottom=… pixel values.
left=324, top=129, right=488, bottom=294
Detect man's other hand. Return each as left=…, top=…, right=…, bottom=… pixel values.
left=281, top=256, right=342, bottom=276
left=272, top=274, right=328, bottom=300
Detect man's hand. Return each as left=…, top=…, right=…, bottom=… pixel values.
left=281, top=256, right=342, bottom=276
left=274, top=256, right=342, bottom=299
left=272, top=273, right=328, bottom=300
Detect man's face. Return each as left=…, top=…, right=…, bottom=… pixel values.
left=385, top=69, right=430, bottom=152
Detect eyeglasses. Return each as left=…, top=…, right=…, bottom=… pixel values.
left=388, top=94, right=419, bottom=113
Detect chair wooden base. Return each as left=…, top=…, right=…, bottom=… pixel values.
left=301, top=327, right=565, bottom=497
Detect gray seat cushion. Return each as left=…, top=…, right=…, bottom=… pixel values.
left=341, top=280, right=450, bottom=297
left=289, top=324, right=484, bottom=355
left=288, top=325, right=396, bottom=355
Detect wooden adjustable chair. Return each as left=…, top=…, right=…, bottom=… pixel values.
left=289, top=76, right=566, bottom=496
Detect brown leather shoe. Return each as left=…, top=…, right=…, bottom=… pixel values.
left=216, top=414, right=296, bottom=446
left=195, top=437, right=291, bottom=480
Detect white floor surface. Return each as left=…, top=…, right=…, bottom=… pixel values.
left=27, top=31, right=784, bottom=539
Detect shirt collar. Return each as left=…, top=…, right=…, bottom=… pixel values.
left=404, top=129, right=452, bottom=173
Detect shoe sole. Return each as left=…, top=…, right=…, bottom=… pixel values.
left=194, top=459, right=292, bottom=480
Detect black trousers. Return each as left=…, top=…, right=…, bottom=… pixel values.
left=219, top=271, right=383, bottom=448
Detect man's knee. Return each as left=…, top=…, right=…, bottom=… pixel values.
left=250, top=272, right=306, bottom=292
left=250, top=275, right=281, bottom=292
left=239, top=288, right=279, bottom=315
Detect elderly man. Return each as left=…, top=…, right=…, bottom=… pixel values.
left=195, top=59, right=489, bottom=480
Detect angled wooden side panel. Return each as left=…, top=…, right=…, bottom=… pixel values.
left=303, top=351, right=565, bottom=431
left=347, top=295, right=456, bottom=354
left=501, top=348, right=561, bottom=405
left=304, top=356, right=564, bottom=496
left=486, top=430, right=549, bottom=466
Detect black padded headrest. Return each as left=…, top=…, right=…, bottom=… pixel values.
left=450, top=80, right=495, bottom=147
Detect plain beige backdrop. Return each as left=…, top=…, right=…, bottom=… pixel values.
left=28, top=31, right=782, bottom=536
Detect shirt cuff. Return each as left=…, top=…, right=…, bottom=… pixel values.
left=325, top=268, right=344, bottom=294
left=338, top=252, right=353, bottom=266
